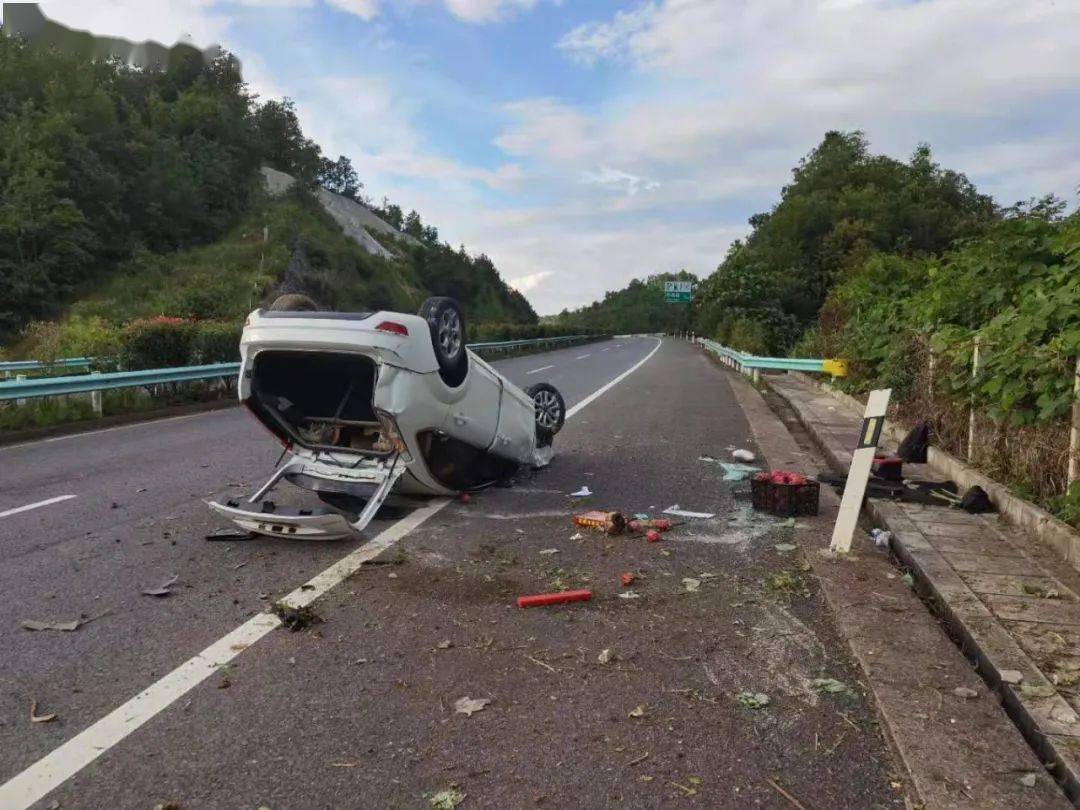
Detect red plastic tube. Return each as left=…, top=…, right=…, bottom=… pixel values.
left=517, top=589, right=592, bottom=608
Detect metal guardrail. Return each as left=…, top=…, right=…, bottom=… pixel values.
left=697, top=337, right=847, bottom=377
left=0, top=336, right=605, bottom=404
left=0, top=357, right=95, bottom=375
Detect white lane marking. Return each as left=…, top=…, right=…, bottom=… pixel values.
left=574, top=354, right=592, bottom=360
left=600, top=348, right=609, bottom=352
left=526, top=364, right=555, bottom=375
left=567, top=337, right=661, bottom=418
left=1, top=338, right=664, bottom=810
left=0, top=495, right=77, bottom=519
left=0, top=500, right=447, bottom=810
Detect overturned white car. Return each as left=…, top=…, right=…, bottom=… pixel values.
left=208, top=296, right=565, bottom=539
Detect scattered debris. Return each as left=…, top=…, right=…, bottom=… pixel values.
left=736, top=691, right=770, bottom=709
left=617, top=591, right=642, bottom=600
left=774, top=543, right=797, bottom=553
left=620, top=572, right=636, bottom=586
left=568, top=486, right=593, bottom=498
left=766, top=777, right=808, bottom=810
left=646, top=530, right=662, bottom=543
left=538, top=548, right=560, bottom=555
left=810, top=678, right=853, bottom=697
left=454, top=696, right=491, bottom=717
left=669, top=781, right=698, bottom=797
left=30, top=699, right=57, bottom=723
left=626, top=751, right=650, bottom=766
left=663, top=505, right=715, bottom=520
left=870, top=528, right=891, bottom=550
left=732, top=449, right=756, bottom=462
left=573, top=510, right=626, bottom=534
left=1000, top=670, right=1024, bottom=685
left=1022, top=582, right=1061, bottom=599
left=627, top=518, right=673, bottom=533
left=270, top=601, right=323, bottom=631
left=719, top=462, right=761, bottom=481
left=900, top=571, right=915, bottom=588
left=765, top=569, right=809, bottom=598
left=141, top=574, right=179, bottom=597
left=517, top=589, right=592, bottom=608
left=205, top=529, right=255, bottom=542
left=633, top=512, right=650, bottom=520
left=526, top=654, right=558, bottom=673
left=427, top=785, right=466, bottom=809
left=953, top=686, right=979, bottom=699
left=436, top=640, right=454, bottom=650
left=682, top=577, right=701, bottom=593
left=459, top=492, right=471, bottom=504
left=628, top=705, right=646, bottom=718
left=598, top=648, right=614, bottom=664
left=1018, top=773, right=1038, bottom=788
left=569, top=532, right=584, bottom=540
left=21, top=618, right=82, bottom=632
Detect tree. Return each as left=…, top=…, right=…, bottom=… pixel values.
left=318, top=154, right=362, bottom=200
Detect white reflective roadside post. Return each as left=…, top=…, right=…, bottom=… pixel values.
left=830, top=388, right=892, bottom=553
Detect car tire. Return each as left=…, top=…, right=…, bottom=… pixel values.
left=419, top=296, right=468, bottom=386
left=527, top=382, right=565, bottom=440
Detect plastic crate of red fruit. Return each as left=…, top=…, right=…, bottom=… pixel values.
left=750, top=471, right=820, bottom=517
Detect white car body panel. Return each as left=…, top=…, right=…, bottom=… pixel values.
left=209, top=307, right=557, bottom=539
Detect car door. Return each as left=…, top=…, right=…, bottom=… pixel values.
left=440, top=352, right=501, bottom=451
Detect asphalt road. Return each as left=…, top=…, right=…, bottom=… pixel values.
left=0, top=338, right=900, bottom=808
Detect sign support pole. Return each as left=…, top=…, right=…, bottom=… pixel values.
left=830, top=388, right=892, bottom=553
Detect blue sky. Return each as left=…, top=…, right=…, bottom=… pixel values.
left=23, top=1, right=1080, bottom=314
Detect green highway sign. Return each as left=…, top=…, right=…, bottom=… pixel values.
left=664, top=280, right=693, bottom=304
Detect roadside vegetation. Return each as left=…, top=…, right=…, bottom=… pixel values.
left=0, top=33, right=543, bottom=357
left=568, top=131, right=1080, bottom=524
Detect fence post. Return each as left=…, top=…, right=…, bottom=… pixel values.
left=89, top=371, right=103, bottom=417
left=1069, top=356, right=1080, bottom=489
left=967, top=337, right=981, bottom=462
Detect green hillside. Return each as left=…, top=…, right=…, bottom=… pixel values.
left=551, top=271, right=698, bottom=335
left=0, top=31, right=535, bottom=357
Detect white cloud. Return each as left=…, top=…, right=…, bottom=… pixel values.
left=581, top=166, right=659, bottom=196
left=441, top=0, right=540, bottom=24
left=507, top=270, right=552, bottom=292
left=324, top=0, right=380, bottom=21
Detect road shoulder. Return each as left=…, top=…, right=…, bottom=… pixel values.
left=726, top=364, right=1068, bottom=807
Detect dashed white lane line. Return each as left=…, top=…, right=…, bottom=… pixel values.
left=574, top=354, right=592, bottom=360
left=526, top=364, right=555, bottom=375
left=0, top=337, right=665, bottom=810
left=0, top=495, right=76, bottom=519
left=600, top=348, right=609, bottom=352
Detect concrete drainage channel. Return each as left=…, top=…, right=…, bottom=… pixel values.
left=765, top=371, right=1080, bottom=804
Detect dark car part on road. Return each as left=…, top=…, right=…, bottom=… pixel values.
left=419, top=296, right=468, bottom=386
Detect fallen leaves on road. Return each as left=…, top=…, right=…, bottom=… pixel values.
left=427, top=786, right=466, bottom=808
left=30, top=699, right=56, bottom=723
left=682, top=577, right=701, bottom=593
left=736, top=691, right=770, bottom=709
left=810, top=678, right=853, bottom=697
left=454, top=696, right=491, bottom=717
left=628, top=705, right=646, bottom=718
left=597, top=648, right=614, bottom=664
left=141, top=574, right=179, bottom=597
left=271, top=601, right=323, bottom=631
left=436, top=640, right=454, bottom=650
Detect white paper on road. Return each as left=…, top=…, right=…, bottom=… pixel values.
left=663, top=505, right=716, bottom=519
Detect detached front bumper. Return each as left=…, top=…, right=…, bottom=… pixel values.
left=207, top=455, right=407, bottom=540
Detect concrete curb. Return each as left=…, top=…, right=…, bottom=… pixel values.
left=806, top=375, right=1080, bottom=575
left=768, top=371, right=1080, bottom=804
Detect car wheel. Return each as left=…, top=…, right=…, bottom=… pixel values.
left=527, top=382, right=565, bottom=439
left=419, top=296, right=468, bottom=386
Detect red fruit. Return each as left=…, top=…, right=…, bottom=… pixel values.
left=620, top=572, right=636, bottom=586
left=646, top=530, right=661, bottom=543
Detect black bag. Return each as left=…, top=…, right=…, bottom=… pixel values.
left=898, top=421, right=931, bottom=463
left=960, top=485, right=993, bottom=514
